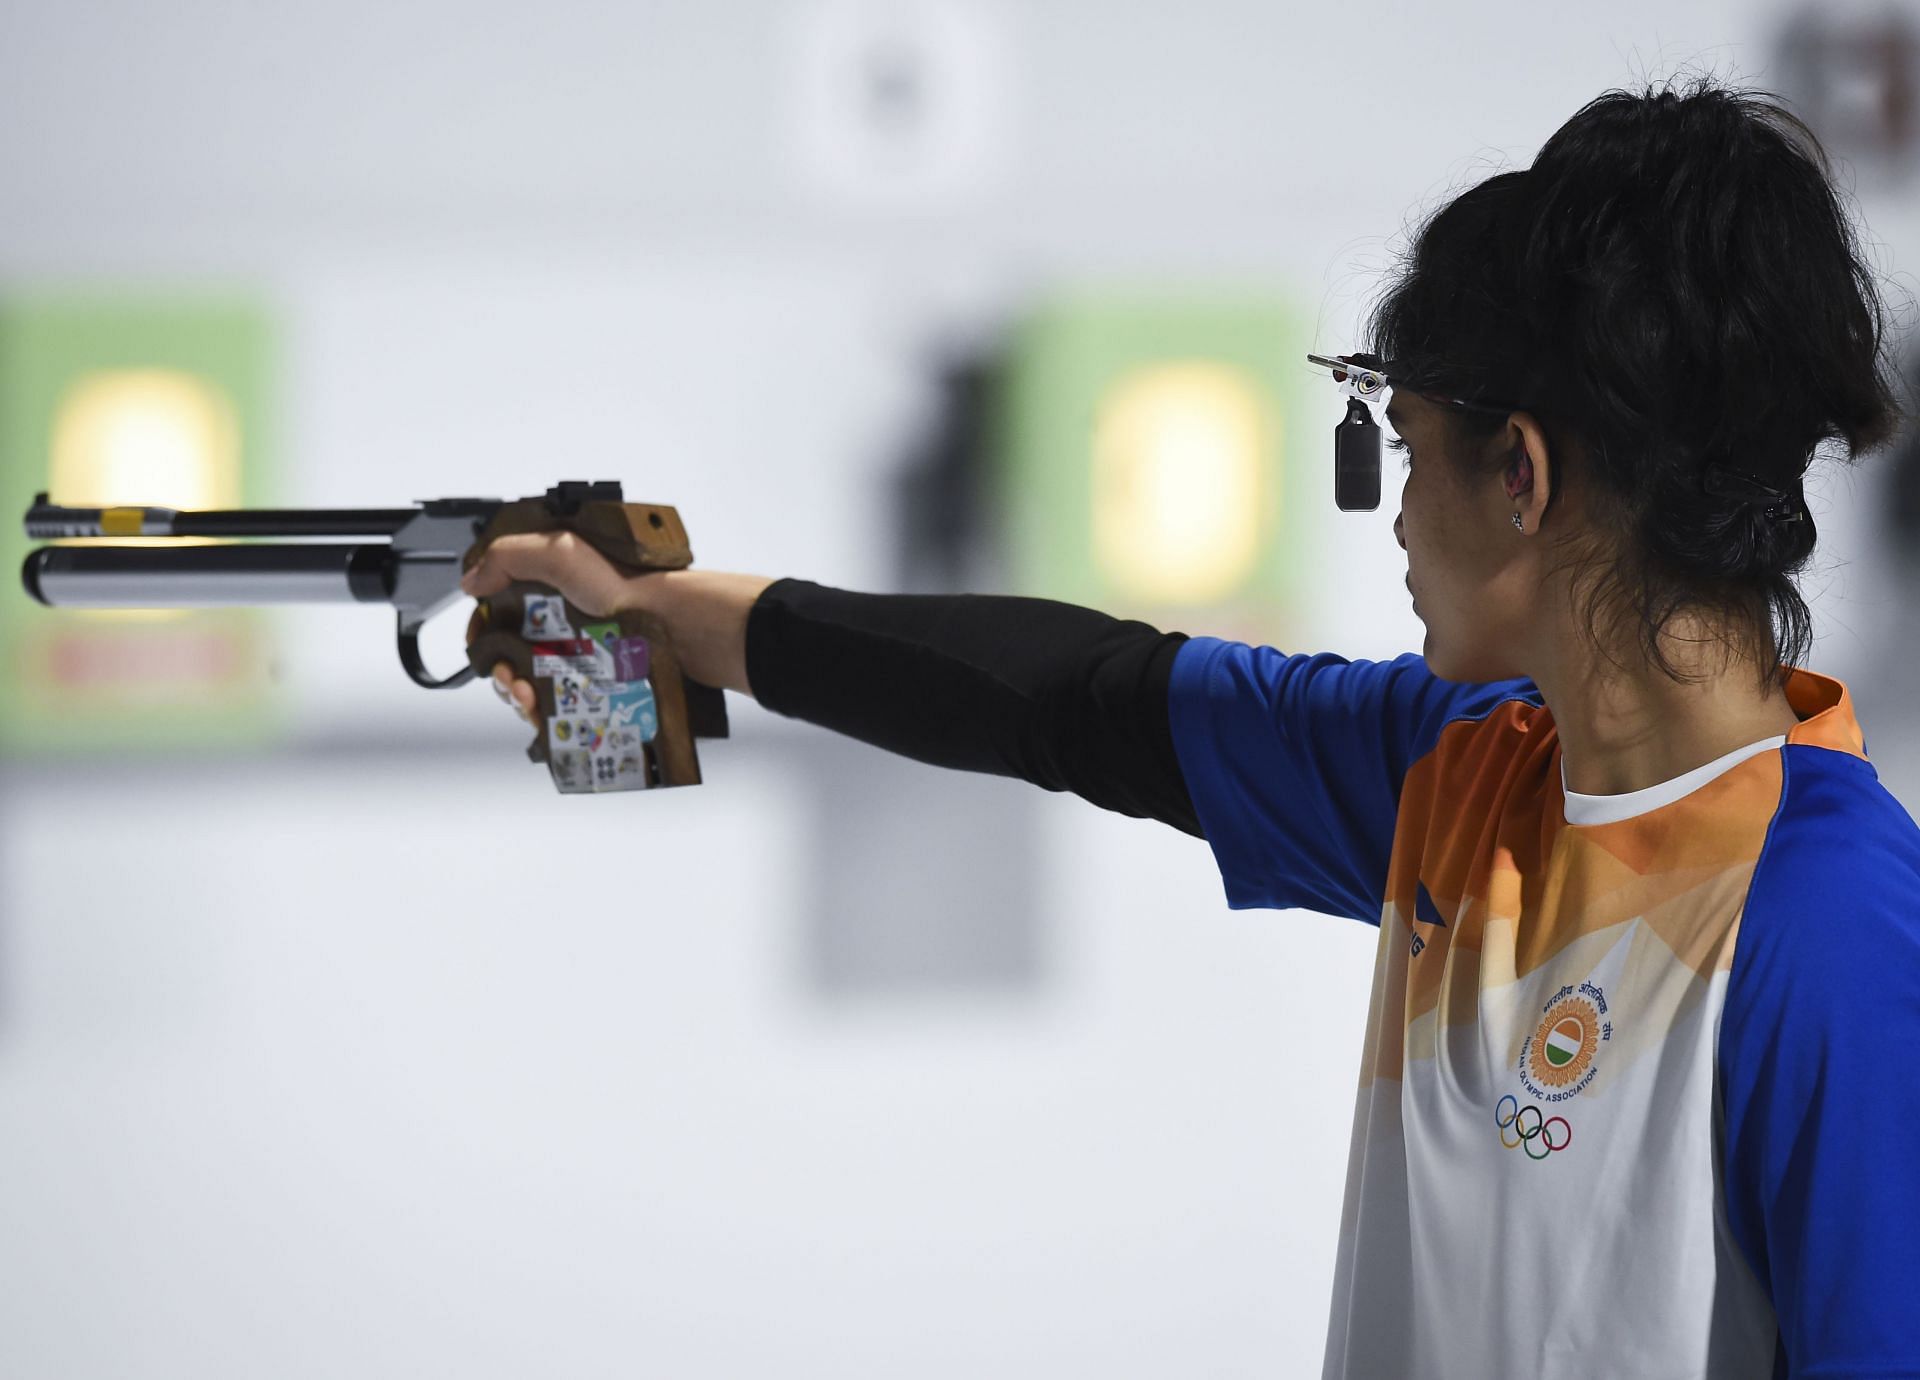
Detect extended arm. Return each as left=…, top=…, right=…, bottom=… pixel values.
left=460, top=542, right=1202, bottom=833
left=743, top=578, right=1201, bottom=836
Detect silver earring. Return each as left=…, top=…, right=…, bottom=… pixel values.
left=1511, top=512, right=1524, bottom=531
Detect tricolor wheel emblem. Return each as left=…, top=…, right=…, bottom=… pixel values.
left=1527, top=995, right=1601, bottom=1088
left=1544, top=1015, right=1585, bottom=1067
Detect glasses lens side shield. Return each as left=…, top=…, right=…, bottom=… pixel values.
left=1334, top=397, right=1382, bottom=512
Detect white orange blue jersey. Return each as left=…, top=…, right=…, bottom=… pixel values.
left=1165, top=640, right=1920, bottom=1379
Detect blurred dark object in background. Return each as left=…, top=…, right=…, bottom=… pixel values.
left=893, top=346, right=1004, bottom=595
left=1893, top=346, right=1920, bottom=567
left=799, top=335, right=1043, bottom=1002
left=1774, top=8, right=1920, bottom=182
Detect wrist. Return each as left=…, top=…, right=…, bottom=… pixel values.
left=633, top=568, right=779, bottom=698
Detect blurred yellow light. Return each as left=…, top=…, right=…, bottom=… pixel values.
left=1090, top=361, right=1272, bottom=606
left=51, top=368, right=240, bottom=511
left=48, top=368, right=243, bottom=620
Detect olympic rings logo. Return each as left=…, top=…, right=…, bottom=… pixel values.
left=1494, top=1094, right=1573, bottom=1160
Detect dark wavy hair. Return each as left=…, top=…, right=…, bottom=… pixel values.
left=1364, top=74, right=1905, bottom=685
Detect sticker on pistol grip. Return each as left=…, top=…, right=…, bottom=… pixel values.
left=590, top=745, right=649, bottom=791
left=553, top=669, right=608, bottom=717
left=549, top=714, right=610, bottom=754
left=522, top=595, right=576, bottom=641
left=604, top=723, right=643, bottom=753
left=578, top=622, right=621, bottom=678
left=609, top=636, right=651, bottom=681
left=607, top=680, right=658, bottom=743
left=548, top=747, right=595, bottom=794
left=533, top=640, right=606, bottom=680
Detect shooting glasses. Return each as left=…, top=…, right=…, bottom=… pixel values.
left=1306, top=352, right=1807, bottom=524
left=1306, top=352, right=1520, bottom=511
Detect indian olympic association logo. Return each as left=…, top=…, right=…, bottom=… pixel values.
left=1516, top=981, right=1613, bottom=1103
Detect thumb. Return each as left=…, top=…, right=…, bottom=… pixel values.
left=460, top=530, right=630, bottom=618
left=461, top=533, right=570, bottom=598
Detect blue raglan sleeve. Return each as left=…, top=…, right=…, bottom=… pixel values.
left=1164, top=637, right=1528, bottom=922
left=1720, top=746, right=1920, bottom=1378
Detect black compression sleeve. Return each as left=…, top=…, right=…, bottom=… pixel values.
left=743, top=577, right=1202, bottom=837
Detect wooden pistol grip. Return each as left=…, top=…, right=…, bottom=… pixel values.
left=461, top=499, right=727, bottom=793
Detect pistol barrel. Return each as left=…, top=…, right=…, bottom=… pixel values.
left=21, top=544, right=399, bottom=607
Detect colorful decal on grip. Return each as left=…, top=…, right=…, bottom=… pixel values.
left=523, top=614, right=658, bottom=793
left=608, top=680, right=659, bottom=743
left=549, top=747, right=596, bottom=794
left=609, top=636, right=651, bottom=681
left=522, top=595, right=576, bottom=641
left=553, top=669, right=608, bottom=717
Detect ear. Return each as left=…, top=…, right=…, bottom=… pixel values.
left=1501, top=411, right=1553, bottom=536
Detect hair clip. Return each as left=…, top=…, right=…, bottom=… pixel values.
left=1702, top=463, right=1805, bottom=524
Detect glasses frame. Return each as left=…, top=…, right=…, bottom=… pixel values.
left=1306, top=352, right=1522, bottom=511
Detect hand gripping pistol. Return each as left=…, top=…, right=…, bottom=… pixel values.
left=21, top=479, right=728, bottom=792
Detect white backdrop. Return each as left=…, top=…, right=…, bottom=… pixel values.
left=3, top=2, right=1913, bottom=1375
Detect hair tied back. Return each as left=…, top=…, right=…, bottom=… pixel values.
left=1701, top=463, right=1806, bottom=525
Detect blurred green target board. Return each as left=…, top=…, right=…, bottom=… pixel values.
left=996, top=290, right=1315, bottom=644
left=0, top=293, right=283, bottom=755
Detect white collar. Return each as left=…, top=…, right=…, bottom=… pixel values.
left=1560, top=735, right=1788, bottom=827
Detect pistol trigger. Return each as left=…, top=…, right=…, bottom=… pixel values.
left=397, top=611, right=477, bottom=689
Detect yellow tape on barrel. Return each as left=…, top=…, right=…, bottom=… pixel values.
left=101, top=507, right=144, bottom=536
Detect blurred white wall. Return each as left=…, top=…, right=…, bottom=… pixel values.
left=4, top=2, right=1914, bottom=1377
